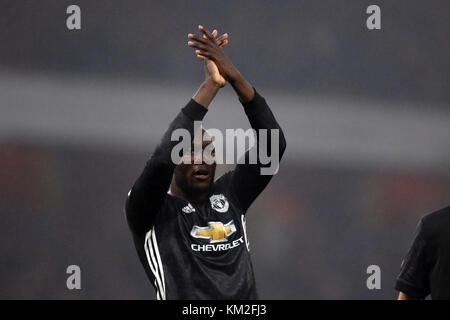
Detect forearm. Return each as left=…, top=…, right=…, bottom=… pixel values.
left=240, top=88, right=287, bottom=171
left=193, top=78, right=221, bottom=108
left=230, top=88, right=286, bottom=210
left=242, top=89, right=286, bottom=149
left=229, top=71, right=255, bottom=103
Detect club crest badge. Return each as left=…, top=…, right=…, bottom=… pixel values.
left=209, top=194, right=229, bottom=213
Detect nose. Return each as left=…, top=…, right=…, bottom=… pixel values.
left=192, top=150, right=215, bottom=165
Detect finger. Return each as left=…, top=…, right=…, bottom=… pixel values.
left=196, top=49, right=214, bottom=57
left=216, top=33, right=228, bottom=47
left=188, top=33, right=208, bottom=44
left=218, top=39, right=228, bottom=48
left=193, top=49, right=206, bottom=60
left=195, top=50, right=212, bottom=59
left=187, top=41, right=208, bottom=51
left=216, top=33, right=228, bottom=42
left=205, top=29, right=218, bottom=40
left=198, top=25, right=215, bottom=41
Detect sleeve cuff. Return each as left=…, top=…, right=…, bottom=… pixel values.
left=240, top=87, right=268, bottom=117
left=395, top=278, right=428, bottom=298
left=182, top=98, right=208, bottom=121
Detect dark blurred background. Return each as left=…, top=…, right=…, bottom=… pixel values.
left=0, top=0, right=449, bottom=299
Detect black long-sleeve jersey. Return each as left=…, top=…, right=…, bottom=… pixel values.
left=125, top=88, right=286, bottom=300
left=395, top=205, right=450, bottom=299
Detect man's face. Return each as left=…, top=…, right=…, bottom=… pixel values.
left=174, top=137, right=216, bottom=195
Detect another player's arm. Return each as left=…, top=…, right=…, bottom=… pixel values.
left=398, top=292, right=421, bottom=300
left=188, top=26, right=287, bottom=210
left=125, top=31, right=228, bottom=232
left=395, top=218, right=431, bottom=300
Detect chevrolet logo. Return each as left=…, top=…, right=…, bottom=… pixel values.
left=190, top=220, right=236, bottom=243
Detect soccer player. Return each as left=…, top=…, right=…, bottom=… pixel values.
left=395, top=205, right=450, bottom=300
left=124, top=25, right=286, bottom=299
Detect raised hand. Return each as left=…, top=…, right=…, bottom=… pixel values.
left=197, top=29, right=228, bottom=87
left=199, top=29, right=229, bottom=57
left=187, top=25, right=239, bottom=85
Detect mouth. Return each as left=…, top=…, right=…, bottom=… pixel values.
left=192, top=169, right=210, bottom=181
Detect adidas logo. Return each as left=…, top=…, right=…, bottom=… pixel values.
left=182, top=203, right=196, bottom=214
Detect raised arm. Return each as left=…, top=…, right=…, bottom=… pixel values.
left=188, top=26, right=287, bottom=211
left=125, top=30, right=229, bottom=232
left=125, top=84, right=211, bottom=232
left=230, top=87, right=286, bottom=211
